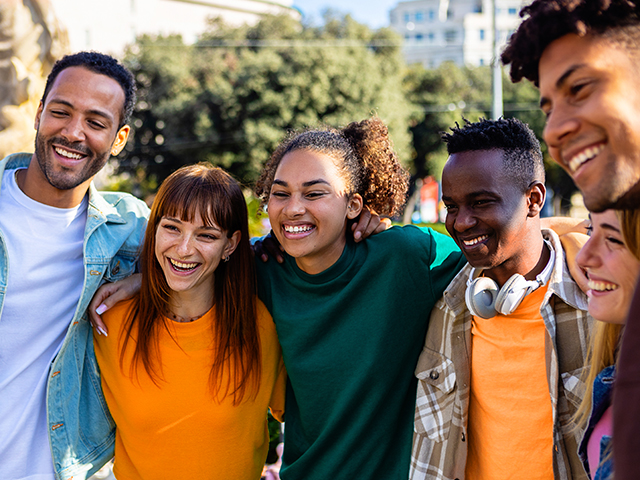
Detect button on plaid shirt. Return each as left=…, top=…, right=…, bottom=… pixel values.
left=410, top=230, right=593, bottom=480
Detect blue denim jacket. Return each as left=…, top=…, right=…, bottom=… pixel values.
left=0, top=153, right=149, bottom=480
left=579, top=365, right=615, bottom=480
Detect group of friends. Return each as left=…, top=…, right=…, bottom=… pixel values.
left=1, top=0, right=640, bottom=479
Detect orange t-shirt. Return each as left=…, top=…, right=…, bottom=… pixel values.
left=465, top=284, right=553, bottom=480
left=94, top=298, right=286, bottom=480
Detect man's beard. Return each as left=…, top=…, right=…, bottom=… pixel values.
left=34, top=130, right=109, bottom=190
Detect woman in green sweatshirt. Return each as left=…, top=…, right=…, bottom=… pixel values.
left=254, top=117, right=465, bottom=480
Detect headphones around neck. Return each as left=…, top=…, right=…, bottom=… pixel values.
left=465, top=241, right=556, bottom=319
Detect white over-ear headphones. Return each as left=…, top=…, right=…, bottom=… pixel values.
left=465, top=241, right=555, bottom=319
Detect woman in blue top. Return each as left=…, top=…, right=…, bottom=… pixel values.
left=575, top=209, right=640, bottom=480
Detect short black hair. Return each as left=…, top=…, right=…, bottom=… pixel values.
left=502, top=0, right=640, bottom=85
left=442, top=117, right=545, bottom=191
left=41, top=51, right=136, bottom=128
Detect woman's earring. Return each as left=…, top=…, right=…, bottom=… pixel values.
left=223, top=254, right=230, bottom=263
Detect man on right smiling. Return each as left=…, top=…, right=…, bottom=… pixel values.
left=501, top=1, right=640, bottom=478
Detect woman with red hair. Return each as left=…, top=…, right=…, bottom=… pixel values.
left=93, top=164, right=285, bottom=480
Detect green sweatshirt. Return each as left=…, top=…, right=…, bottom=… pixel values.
left=256, top=225, right=465, bottom=480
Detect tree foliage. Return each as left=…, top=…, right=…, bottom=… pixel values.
left=112, top=13, right=576, bottom=210
left=117, top=14, right=415, bottom=196
left=404, top=61, right=576, bottom=209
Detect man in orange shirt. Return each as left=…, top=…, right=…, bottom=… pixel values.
left=410, top=118, right=592, bottom=480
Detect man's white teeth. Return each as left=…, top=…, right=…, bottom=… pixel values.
left=170, top=259, right=198, bottom=271
left=588, top=279, right=618, bottom=292
left=285, top=225, right=313, bottom=233
left=54, top=147, right=83, bottom=160
left=568, top=144, right=604, bottom=173
left=463, top=235, right=488, bottom=246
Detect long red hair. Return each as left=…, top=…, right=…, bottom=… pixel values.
left=120, top=164, right=260, bottom=404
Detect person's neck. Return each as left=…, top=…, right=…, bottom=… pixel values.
left=484, top=233, right=549, bottom=287
left=16, top=159, right=90, bottom=208
left=168, top=289, right=215, bottom=322
left=295, top=235, right=348, bottom=275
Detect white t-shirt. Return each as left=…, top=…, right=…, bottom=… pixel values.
left=0, top=168, right=87, bottom=480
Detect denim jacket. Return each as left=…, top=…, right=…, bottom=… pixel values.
left=578, top=365, right=615, bottom=480
left=0, top=153, right=149, bottom=480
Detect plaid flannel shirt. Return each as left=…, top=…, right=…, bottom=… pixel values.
left=410, top=229, right=593, bottom=480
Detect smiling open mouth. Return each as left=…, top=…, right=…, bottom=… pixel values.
left=567, top=144, right=604, bottom=173
left=284, top=225, right=314, bottom=233
left=588, top=279, right=618, bottom=292
left=54, top=146, right=86, bottom=160
left=169, top=259, right=199, bottom=272
left=462, top=235, right=488, bottom=247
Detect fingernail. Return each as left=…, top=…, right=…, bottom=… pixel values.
left=97, top=327, right=108, bottom=337
left=96, top=304, right=108, bottom=315
left=354, top=231, right=362, bottom=240
left=262, top=254, right=268, bottom=262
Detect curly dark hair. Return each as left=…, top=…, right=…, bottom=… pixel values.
left=502, top=0, right=640, bottom=85
left=442, top=117, right=545, bottom=192
left=255, top=117, right=409, bottom=217
left=42, top=51, right=136, bottom=128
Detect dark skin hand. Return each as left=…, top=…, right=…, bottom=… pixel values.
left=253, top=231, right=285, bottom=263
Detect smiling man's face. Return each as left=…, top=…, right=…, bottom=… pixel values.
left=442, top=149, right=535, bottom=284
left=539, top=33, right=640, bottom=212
left=33, top=66, right=127, bottom=200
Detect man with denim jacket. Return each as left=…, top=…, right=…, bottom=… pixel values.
left=410, top=118, right=592, bottom=480
left=0, top=52, right=149, bottom=480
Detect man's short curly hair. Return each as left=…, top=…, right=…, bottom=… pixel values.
left=42, top=51, right=136, bottom=128
left=443, top=117, right=545, bottom=192
left=502, top=0, right=640, bottom=85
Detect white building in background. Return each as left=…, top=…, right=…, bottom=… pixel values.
left=50, top=0, right=300, bottom=55
left=389, top=0, right=527, bottom=68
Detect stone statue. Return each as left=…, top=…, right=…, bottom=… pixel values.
left=0, top=0, right=69, bottom=158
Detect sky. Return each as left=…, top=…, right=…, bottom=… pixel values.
left=291, top=0, right=398, bottom=28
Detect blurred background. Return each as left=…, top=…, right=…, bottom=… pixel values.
left=0, top=0, right=586, bottom=240
left=0, top=1, right=586, bottom=477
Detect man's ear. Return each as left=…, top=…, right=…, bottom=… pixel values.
left=347, top=193, right=364, bottom=219
left=111, top=125, right=131, bottom=156
left=527, top=182, right=546, bottom=217
left=34, top=101, right=43, bottom=130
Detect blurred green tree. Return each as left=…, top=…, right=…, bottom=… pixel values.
left=404, top=61, right=577, bottom=213
left=116, top=13, right=415, bottom=197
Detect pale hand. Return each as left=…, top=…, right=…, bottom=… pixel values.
left=88, top=273, right=142, bottom=336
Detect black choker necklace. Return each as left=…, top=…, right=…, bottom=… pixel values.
left=171, top=312, right=205, bottom=323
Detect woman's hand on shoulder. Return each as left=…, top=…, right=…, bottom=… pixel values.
left=89, top=273, right=142, bottom=336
